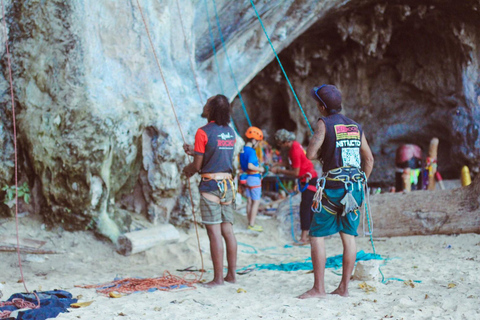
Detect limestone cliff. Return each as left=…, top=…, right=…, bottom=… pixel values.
left=0, top=0, right=478, bottom=239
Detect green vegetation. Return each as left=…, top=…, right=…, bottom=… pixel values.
left=2, top=182, right=30, bottom=208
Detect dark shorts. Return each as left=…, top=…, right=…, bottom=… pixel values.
left=309, top=182, right=363, bottom=237
left=200, top=188, right=234, bottom=225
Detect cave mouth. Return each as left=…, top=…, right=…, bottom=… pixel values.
left=233, top=1, right=480, bottom=185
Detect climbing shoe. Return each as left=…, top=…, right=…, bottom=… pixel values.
left=248, top=224, right=263, bottom=232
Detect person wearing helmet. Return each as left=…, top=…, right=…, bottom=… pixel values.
left=239, top=126, right=265, bottom=232
left=298, top=84, right=374, bottom=299
left=271, top=129, right=319, bottom=244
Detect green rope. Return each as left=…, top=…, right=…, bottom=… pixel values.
left=248, top=0, right=314, bottom=135
left=211, top=0, right=252, bottom=127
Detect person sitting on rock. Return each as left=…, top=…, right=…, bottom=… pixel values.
left=299, top=84, right=374, bottom=299
left=183, top=94, right=237, bottom=287
left=239, top=126, right=266, bottom=232
left=270, top=129, right=318, bottom=244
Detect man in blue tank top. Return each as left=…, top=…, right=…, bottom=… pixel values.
left=299, top=85, right=374, bottom=299
left=183, top=95, right=237, bottom=287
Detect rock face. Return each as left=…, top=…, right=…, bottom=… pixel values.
left=233, top=1, right=480, bottom=184
left=0, top=0, right=478, bottom=238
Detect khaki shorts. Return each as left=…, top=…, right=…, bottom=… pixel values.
left=200, top=188, right=234, bottom=225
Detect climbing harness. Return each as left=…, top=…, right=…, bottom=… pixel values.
left=311, top=167, right=365, bottom=222
left=201, top=173, right=236, bottom=205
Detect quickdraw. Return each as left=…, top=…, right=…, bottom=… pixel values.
left=216, top=178, right=236, bottom=204
left=311, top=167, right=366, bottom=215
left=297, top=172, right=312, bottom=193
left=311, top=177, right=326, bottom=213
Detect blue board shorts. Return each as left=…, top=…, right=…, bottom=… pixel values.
left=245, top=175, right=262, bottom=201
left=309, top=183, right=363, bottom=237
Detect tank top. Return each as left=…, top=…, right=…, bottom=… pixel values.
left=319, top=113, right=363, bottom=173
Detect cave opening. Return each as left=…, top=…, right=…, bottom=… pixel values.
left=232, top=0, right=480, bottom=186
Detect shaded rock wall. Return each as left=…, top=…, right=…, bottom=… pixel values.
left=0, top=0, right=478, bottom=238
left=233, top=1, right=480, bottom=184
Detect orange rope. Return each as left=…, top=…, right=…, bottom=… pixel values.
left=135, top=0, right=204, bottom=279
left=76, top=271, right=198, bottom=296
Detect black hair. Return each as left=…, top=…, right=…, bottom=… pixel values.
left=208, top=94, right=231, bottom=126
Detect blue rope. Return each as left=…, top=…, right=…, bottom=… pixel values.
left=211, top=0, right=252, bottom=127
left=237, top=250, right=383, bottom=273
left=248, top=0, right=314, bottom=135
left=275, top=175, right=299, bottom=243
left=203, top=0, right=240, bottom=136
left=203, top=0, right=224, bottom=94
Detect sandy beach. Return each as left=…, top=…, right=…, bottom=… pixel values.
left=1, top=210, right=480, bottom=320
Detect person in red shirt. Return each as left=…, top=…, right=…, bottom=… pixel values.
left=270, top=129, right=318, bottom=244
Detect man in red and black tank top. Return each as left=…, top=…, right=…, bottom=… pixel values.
left=299, top=85, right=374, bottom=299
left=183, top=95, right=237, bottom=287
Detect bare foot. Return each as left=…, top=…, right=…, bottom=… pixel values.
left=224, top=274, right=236, bottom=284
left=330, top=287, right=349, bottom=297
left=297, top=288, right=326, bottom=299
left=202, top=279, right=224, bottom=288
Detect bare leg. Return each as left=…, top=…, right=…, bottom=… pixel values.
left=221, top=222, right=237, bottom=283
left=298, top=236, right=326, bottom=299
left=300, top=230, right=310, bottom=243
left=249, top=199, right=260, bottom=227
left=246, top=197, right=252, bottom=226
left=331, top=232, right=356, bottom=297
left=204, top=224, right=224, bottom=287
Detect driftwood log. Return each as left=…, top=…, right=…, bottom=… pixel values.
left=116, top=224, right=180, bottom=256
left=362, top=176, right=480, bottom=237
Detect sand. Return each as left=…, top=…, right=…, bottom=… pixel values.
left=1, top=212, right=480, bottom=320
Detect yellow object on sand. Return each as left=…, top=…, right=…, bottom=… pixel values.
left=461, top=166, right=472, bottom=186
left=71, top=301, right=94, bottom=308
left=358, top=282, right=376, bottom=293
left=109, top=292, right=123, bottom=298
left=237, top=288, right=247, bottom=293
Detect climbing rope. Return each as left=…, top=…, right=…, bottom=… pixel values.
left=174, top=0, right=203, bottom=105
left=1, top=0, right=41, bottom=312
left=201, top=0, right=242, bottom=134
left=203, top=0, right=224, bottom=95
left=248, top=0, right=314, bottom=135
left=77, top=271, right=198, bottom=296
left=211, top=0, right=252, bottom=127
left=135, top=0, right=204, bottom=280
left=275, top=176, right=300, bottom=244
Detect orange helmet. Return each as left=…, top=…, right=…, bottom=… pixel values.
left=245, top=126, right=263, bottom=141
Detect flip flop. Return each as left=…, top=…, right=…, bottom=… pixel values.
left=236, top=267, right=255, bottom=275
left=292, top=241, right=310, bottom=246
left=176, top=266, right=200, bottom=272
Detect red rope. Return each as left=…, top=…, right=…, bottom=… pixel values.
left=1, top=0, right=40, bottom=310
left=76, top=271, right=198, bottom=296
left=0, top=298, right=38, bottom=319
left=135, top=0, right=204, bottom=280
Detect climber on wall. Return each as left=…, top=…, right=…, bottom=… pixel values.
left=183, top=94, right=237, bottom=287
left=270, top=129, right=318, bottom=245
left=298, top=84, right=374, bottom=299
